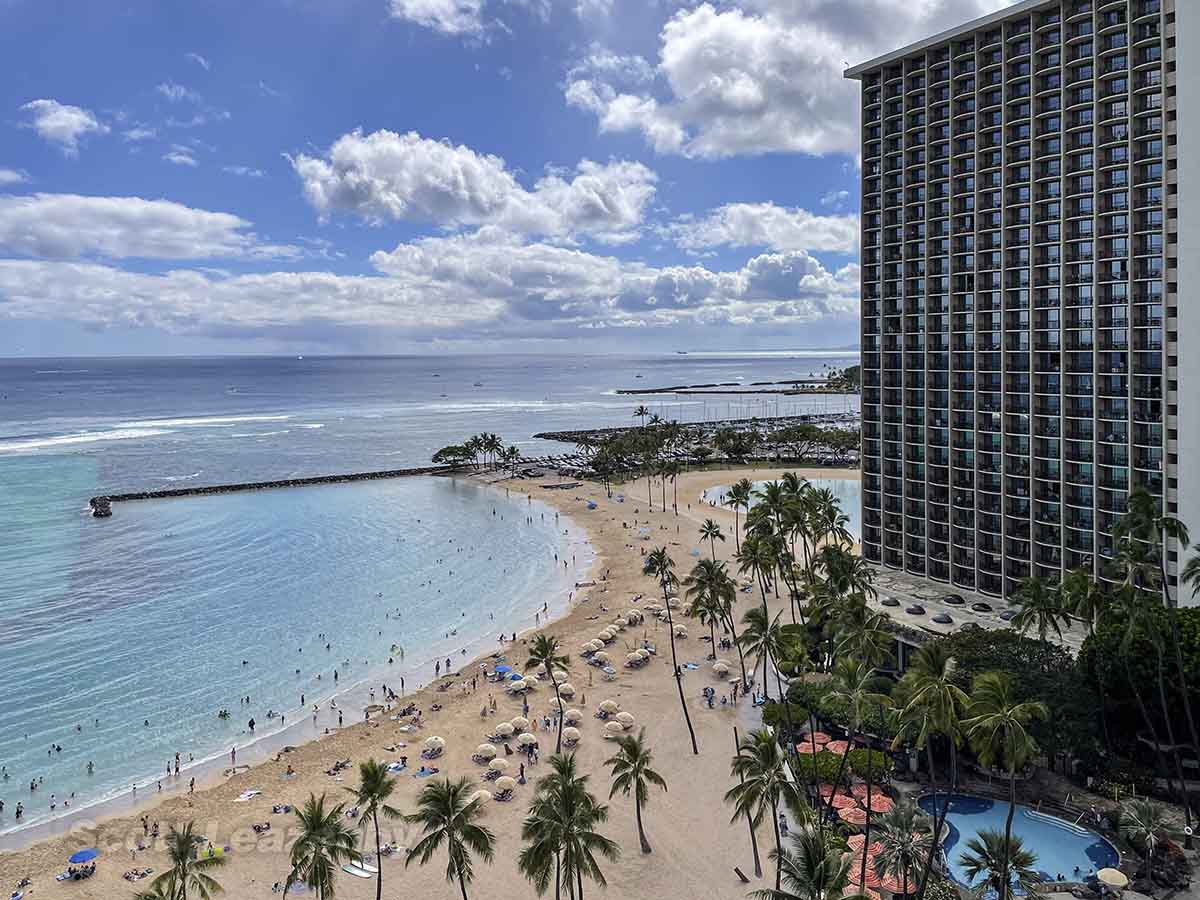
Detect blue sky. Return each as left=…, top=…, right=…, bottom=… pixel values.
left=0, top=0, right=1014, bottom=356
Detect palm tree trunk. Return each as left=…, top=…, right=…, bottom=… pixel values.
left=1154, top=646, right=1194, bottom=839
left=734, top=510, right=741, bottom=552
left=664, top=583, right=699, bottom=755
left=734, top=726, right=763, bottom=879
left=1162, top=559, right=1200, bottom=846
left=1002, top=768, right=1016, bottom=900
left=577, top=865, right=584, bottom=900
left=635, top=790, right=652, bottom=853
left=673, top=476, right=678, bottom=515
left=555, top=851, right=562, bottom=900
left=709, top=619, right=717, bottom=660
left=458, top=868, right=470, bottom=900
left=548, top=664, right=565, bottom=755
left=727, top=612, right=750, bottom=690
left=824, top=726, right=857, bottom=820
left=709, top=538, right=717, bottom=562
left=770, top=796, right=783, bottom=891
left=914, top=743, right=945, bottom=900
left=374, top=815, right=383, bottom=900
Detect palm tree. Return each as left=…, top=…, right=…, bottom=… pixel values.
left=148, top=821, right=224, bottom=900
left=726, top=728, right=805, bottom=891
left=605, top=729, right=668, bottom=854
left=726, top=478, right=753, bottom=552
left=1060, top=568, right=1114, bottom=750
left=644, top=547, right=699, bottom=754
left=519, top=754, right=620, bottom=900
left=739, top=604, right=787, bottom=704
left=750, top=824, right=853, bottom=900
left=1010, top=576, right=1071, bottom=642
left=963, top=673, right=1047, bottom=899
left=286, top=794, right=361, bottom=900
left=633, top=405, right=650, bottom=428
left=684, top=558, right=730, bottom=661
left=700, top=518, right=726, bottom=561
left=1118, top=798, right=1173, bottom=884
left=406, top=777, right=496, bottom=900
left=526, top=634, right=571, bottom=754
left=873, top=800, right=934, bottom=900
left=959, top=830, right=1040, bottom=900
left=133, top=883, right=178, bottom=900
left=347, top=760, right=402, bottom=900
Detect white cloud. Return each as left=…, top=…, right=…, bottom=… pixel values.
left=666, top=202, right=859, bottom=255
left=18, top=99, right=108, bottom=156
left=567, top=0, right=1014, bottom=158
left=156, top=81, right=203, bottom=104
left=0, top=168, right=28, bottom=186
left=0, top=194, right=299, bottom=260
left=223, top=165, right=266, bottom=177
left=163, top=146, right=199, bottom=167
left=258, top=80, right=282, bottom=99
left=388, top=0, right=487, bottom=35
left=567, top=46, right=654, bottom=87
left=123, top=126, right=157, bottom=142
left=185, top=52, right=211, bottom=70
left=821, top=189, right=850, bottom=207
left=575, top=0, right=612, bottom=18
left=290, top=129, right=657, bottom=243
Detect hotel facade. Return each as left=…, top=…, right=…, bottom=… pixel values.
left=846, top=0, right=1199, bottom=601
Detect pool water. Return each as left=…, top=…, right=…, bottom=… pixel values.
left=919, top=793, right=1119, bottom=889
left=700, top=477, right=862, bottom=542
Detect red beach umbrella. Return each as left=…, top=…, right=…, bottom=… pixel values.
left=865, top=794, right=895, bottom=813
left=825, top=740, right=852, bottom=756
left=801, top=731, right=831, bottom=745
left=838, top=806, right=869, bottom=826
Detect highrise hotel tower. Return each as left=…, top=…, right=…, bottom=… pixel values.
left=846, top=0, right=1199, bottom=601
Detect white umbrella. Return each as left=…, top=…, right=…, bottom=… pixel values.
left=1097, top=869, right=1128, bottom=889
left=475, top=744, right=497, bottom=759
left=713, top=661, right=730, bottom=675
left=616, top=711, right=636, bottom=726
left=523, top=673, right=540, bottom=685
left=604, top=721, right=625, bottom=736
left=517, top=732, right=537, bottom=746
left=509, top=679, right=529, bottom=692
left=469, top=790, right=492, bottom=805
left=562, top=726, right=581, bottom=743
left=564, top=708, right=583, bottom=724
left=494, top=776, right=517, bottom=792
left=553, top=669, right=569, bottom=682
left=673, top=625, right=688, bottom=637
left=625, top=652, right=641, bottom=664
left=494, top=722, right=515, bottom=737
left=559, top=683, right=576, bottom=697
left=488, top=758, right=509, bottom=773
left=594, top=651, right=611, bottom=664
left=599, top=699, right=620, bottom=714
left=636, top=648, right=650, bottom=659
left=510, top=716, right=530, bottom=731
left=425, top=736, right=445, bottom=748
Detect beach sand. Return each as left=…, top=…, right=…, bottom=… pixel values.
left=0, top=465, right=858, bottom=899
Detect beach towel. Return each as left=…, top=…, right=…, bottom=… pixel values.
left=233, top=789, right=262, bottom=802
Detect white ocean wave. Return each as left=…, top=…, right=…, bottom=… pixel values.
left=0, top=428, right=175, bottom=453
left=230, top=430, right=291, bottom=438
left=161, top=472, right=202, bottom=482
left=294, top=423, right=325, bottom=429
left=116, top=414, right=291, bottom=428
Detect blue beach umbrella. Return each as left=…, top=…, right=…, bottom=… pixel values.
left=494, top=665, right=512, bottom=674
left=68, top=848, right=98, bottom=864
left=508, top=672, right=523, bottom=681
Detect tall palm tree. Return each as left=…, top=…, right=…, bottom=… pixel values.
left=286, top=794, right=361, bottom=900
left=1118, top=798, right=1173, bottom=884
left=700, top=518, right=726, bottom=561
left=347, top=760, right=402, bottom=900
left=605, top=729, right=668, bottom=854
left=751, top=824, right=853, bottom=900
left=959, top=830, right=1040, bottom=900
left=133, top=883, right=178, bottom=900
left=644, top=547, right=699, bottom=754
left=739, top=604, right=788, bottom=703
left=1010, top=576, right=1071, bottom=642
left=633, top=405, right=650, bottom=428
left=1060, top=568, right=1114, bottom=750
left=873, top=800, right=934, bottom=900
left=726, top=728, right=805, bottom=891
left=405, top=776, right=496, bottom=900
left=148, top=821, right=224, bottom=900
left=726, top=478, right=754, bottom=552
left=519, top=754, right=620, bottom=900
left=684, top=558, right=730, bottom=661
left=526, top=634, right=571, bottom=754
left=963, top=672, right=1047, bottom=899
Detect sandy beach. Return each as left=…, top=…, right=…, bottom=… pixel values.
left=0, top=465, right=859, bottom=900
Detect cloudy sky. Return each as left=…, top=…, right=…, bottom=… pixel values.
left=0, top=0, right=1015, bottom=356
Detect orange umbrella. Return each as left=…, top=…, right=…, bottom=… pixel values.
left=878, top=868, right=916, bottom=895
left=801, top=731, right=831, bottom=745
left=865, top=794, right=895, bottom=813
left=825, top=740, right=852, bottom=755
left=847, top=855, right=882, bottom=888
left=796, top=742, right=822, bottom=755
left=850, top=782, right=871, bottom=798
left=831, top=793, right=860, bottom=810
left=846, top=834, right=883, bottom=856
left=844, top=886, right=880, bottom=900
left=838, top=806, right=868, bottom=826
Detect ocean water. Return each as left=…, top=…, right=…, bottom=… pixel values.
left=0, top=353, right=857, bottom=838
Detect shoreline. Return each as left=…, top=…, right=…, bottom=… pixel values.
left=0, top=478, right=594, bottom=852
left=0, top=464, right=859, bottom=900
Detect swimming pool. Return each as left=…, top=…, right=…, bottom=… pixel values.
left=701, top=477, right=862, bottom=542
left=918, top=793, right=1119, bottom=890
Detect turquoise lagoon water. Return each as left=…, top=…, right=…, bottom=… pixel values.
left=0, top=457, right=588, bottom=838
left=919, top=794, right=1119, bottom=889
left=699, top=478, right=863, bottom=541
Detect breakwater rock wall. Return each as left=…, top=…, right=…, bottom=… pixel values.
left=89, top=465, right=464, bottom=517
left=533, top=412, right=860, bottom=444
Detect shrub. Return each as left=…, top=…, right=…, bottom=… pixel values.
left=847, top=748, right=893, bottom=780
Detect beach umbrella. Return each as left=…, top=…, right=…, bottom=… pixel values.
left=488, top=758, right=509, bottom=773
left=604, top=721, right=625, bottom=736
left=802, top=731, right=832, bottom=746
left=509, top=679, right=529, bottom=692
left=843, top=887, right=880, bottom=900
left=846, top=835, right=883, bottom=856
left=494, top=665, right=512, bottom=674
left=830, top=793, right=860, bottom=810
left=594, top=652, right=611, bottom=664
left=865, top=794, right=894, bottom=814
left=425, top=736, right=445, bottom=749
left=626, top=652, right=641, bottom=664
left=517, top=732, right=537, bottom=746
left=559, top=683, right=576, bottom=697
left=68, top=849, right=99, bottom=864
left=564, top=708, right=582, bottom=724
left=511, top=716, right=530, bottom=731
left=508, top=672, right=523, bottom=681
left=580, top=641, right=595, bottom=653
left=562, top=726, right=581, bottom=743
left=553, top=669, right=569, bottom=682
left=1097, top=869, right=1128, bottom=889
left=850, top=782, right=871, bottom=798
left=673, top=625, right=687, bottom=637
left=602, top=666, right=617, bottom=677
left=494, top=722, right=515, bottom=737
left=469, top=790, right=492, bottom=806
left=625, top=612, right=640, bottom=625
left=847, top=856, right=882, bottom=890
left=494, top=776, right=517, bottom=792
left=599, top=699, right=620, bottom=714
left=795, top=742, right=822, bottom=755
left=817, top=784, right=840, bottom=799
left=838, top=806, right=868, bottom=826
left=635, top=648, right=650, bottom=659
left=713, top=661, right=729, bottom=676
left=615, top=711, right=635, bottom=726
left=475, top=744, right=497, bottom=760
left=825, top=740, right=851, bottom=756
